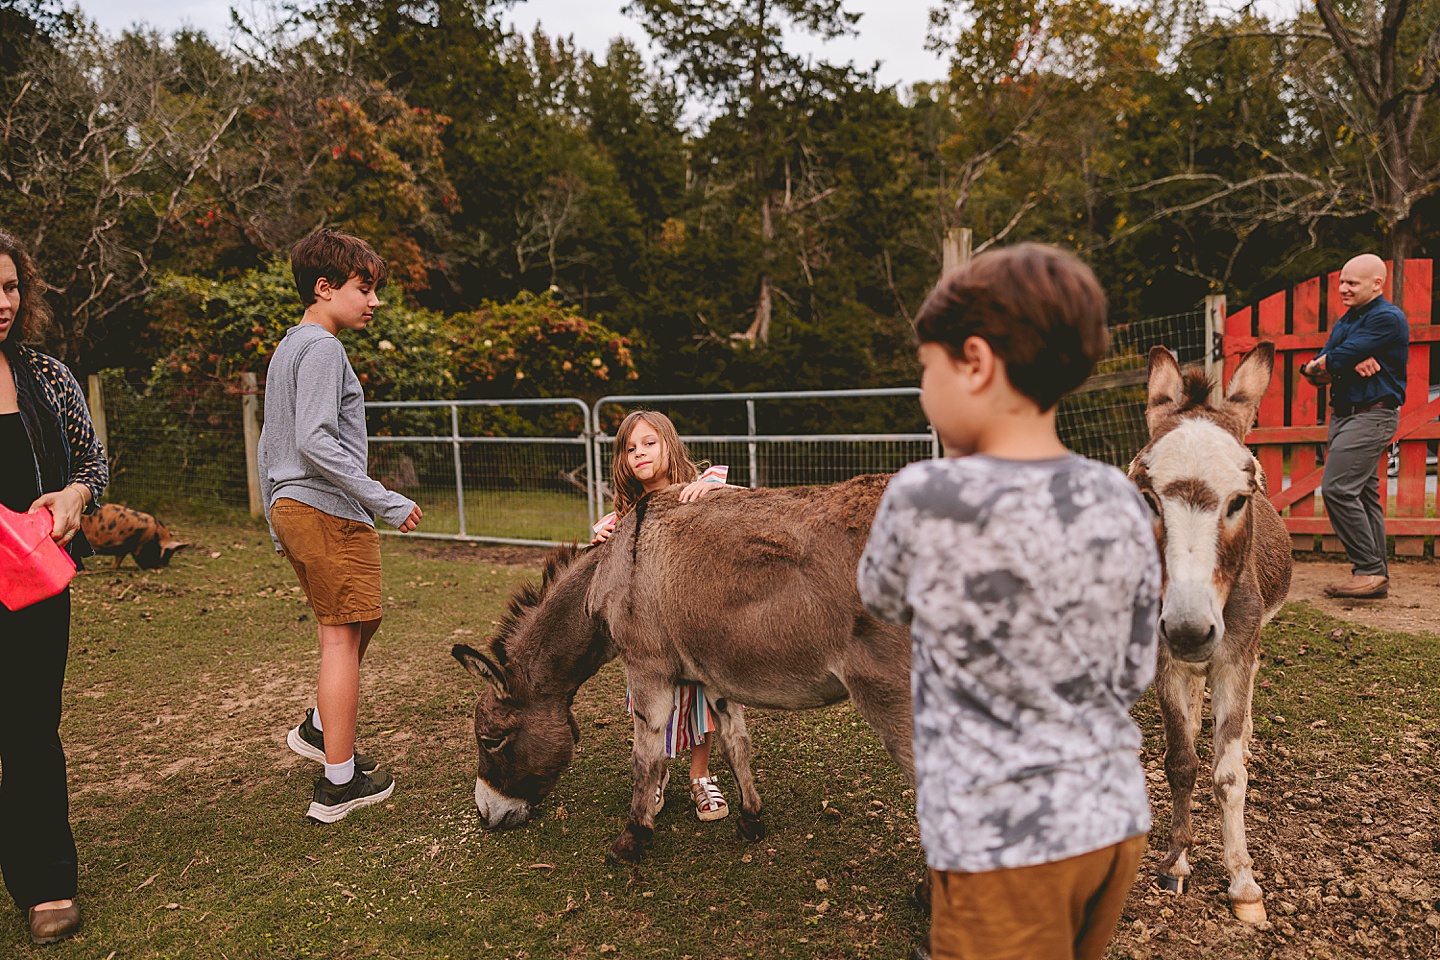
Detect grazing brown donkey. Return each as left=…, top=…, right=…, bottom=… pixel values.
left=1129, top=342, right=1291, bottom=924
left=450, top=474, right=916, bottom=864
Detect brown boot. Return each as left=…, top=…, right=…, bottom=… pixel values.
left=1323, top=575, right=1389, bottom=599
left=28, top=902, right=80, bottom=945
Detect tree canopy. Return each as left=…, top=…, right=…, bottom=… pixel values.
left=2, top=0, right=1436, bottom=393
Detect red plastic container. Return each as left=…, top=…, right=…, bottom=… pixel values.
left=0, top=504, right=75, bottom=611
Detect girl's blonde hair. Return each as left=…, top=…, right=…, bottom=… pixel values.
left=610, top=410, right=698, bottom=518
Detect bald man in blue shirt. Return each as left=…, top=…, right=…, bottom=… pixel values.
left=1301, top=254, right=1409, bottom=599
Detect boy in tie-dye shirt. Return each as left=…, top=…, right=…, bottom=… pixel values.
left=858, top=244, right=1160, bottom=960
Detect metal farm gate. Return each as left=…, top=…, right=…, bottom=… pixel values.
left=84, top=310, right=1214, bottom=548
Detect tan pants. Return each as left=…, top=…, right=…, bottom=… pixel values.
left=930, top=834, right=1147, bottom=960
left=270, top=498, right=383, bottom=625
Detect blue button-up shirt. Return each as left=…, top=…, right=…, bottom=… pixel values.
left=1321, top=295, right=1408, bottom=409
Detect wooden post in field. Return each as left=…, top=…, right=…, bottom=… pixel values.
left=943, top=227, right=972, bottom=276
left=86, top=374, right=108, bottom=457
left=242, top=372, right=262, bottom=520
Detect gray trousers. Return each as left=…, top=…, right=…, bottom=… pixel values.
left=1322, top=407, right=1399, bottom=577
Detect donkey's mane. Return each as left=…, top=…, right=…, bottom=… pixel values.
left=1179, top=369, right=1215, bottom=413
left=491, top=544, right=586, bottom=662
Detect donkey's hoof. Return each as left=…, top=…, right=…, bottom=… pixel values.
left=911, top=876, right=932, bottom=914
left=607, top=825, right=652, bottom=864
left=736, top=813, right=766, bottom=842
left=1232, top=899, right=1267, bottom=925
left=1158, top=873, right=1188, bottom=894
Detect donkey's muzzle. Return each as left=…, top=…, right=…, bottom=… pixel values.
left=474, top=778, right=533, bottom=830
left=1159, top=617, right=1218, bottom=662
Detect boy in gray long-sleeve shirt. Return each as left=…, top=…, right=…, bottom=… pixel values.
left=257, top=229, right=423, bottom=823
left=858, top=244, right=1160, bottom=960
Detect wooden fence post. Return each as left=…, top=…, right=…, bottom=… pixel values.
left=942, top=227, right=972, bottom=276
left=86, top=374, right=108, bottom=457
left=1394, top=259, right=1433, bottom=556
left=1203, top=294, right=1225, bottom=387
left=242, top=372, right=262, bottom=520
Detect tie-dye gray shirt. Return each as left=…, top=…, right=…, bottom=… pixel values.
left=858, top=455, right=1160, bottom=872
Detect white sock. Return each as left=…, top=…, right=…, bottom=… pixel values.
left=310, top=707, right=324, bottom=732
left=324, top=757, right=355, bottom=786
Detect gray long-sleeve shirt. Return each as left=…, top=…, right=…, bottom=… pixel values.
left=257, top=323, right=416, bottom=550
left=858, top=454, right=1160, bottom=872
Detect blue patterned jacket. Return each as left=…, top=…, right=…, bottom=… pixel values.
left=5, top=341, right=108, bottom=560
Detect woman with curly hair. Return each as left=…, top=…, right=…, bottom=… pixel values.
left=0, top=227, right=107, bottom=945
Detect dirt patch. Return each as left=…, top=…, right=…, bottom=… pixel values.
left=1289, top=558, right=1440, bottom=636
left=402, top=541, right=557, bottom=567
left=1118, top=737, right=1440, bottom=959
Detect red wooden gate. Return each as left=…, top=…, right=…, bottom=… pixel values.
left=1221, top=259, right=1440, bottom=556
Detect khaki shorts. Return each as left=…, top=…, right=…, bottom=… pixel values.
left=929, top=834, right=1147, bottom=960
left=270, top=498, right=383, bottom=625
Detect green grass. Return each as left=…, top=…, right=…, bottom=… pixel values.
left=9, top=512, right=1438, bottom=958
left=20, top=513, right=922, bottom=959
left=105, top=487, right=595, bottom=545
left=388, top=487, right=592, bottom=543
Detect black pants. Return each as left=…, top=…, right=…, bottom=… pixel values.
left=0, top=589, right=77, bottom=912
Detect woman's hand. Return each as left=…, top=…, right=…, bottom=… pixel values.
left=591, top=517, right=617, bottom=544
left=30, top=484, right=87, bottom=546
left=679, top=480, right=727, bottom=503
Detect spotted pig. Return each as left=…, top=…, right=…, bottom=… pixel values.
left=80, top=504, right=188, bottom=570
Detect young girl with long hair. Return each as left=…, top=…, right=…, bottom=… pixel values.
left=592, top=410, right=734, bottom=821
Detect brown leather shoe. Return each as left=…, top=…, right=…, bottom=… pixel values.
left=1324, top=575, right=1389, bottom=599
left=28, top=902, right=80, bottom=945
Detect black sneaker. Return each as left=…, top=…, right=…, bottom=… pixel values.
left=306, top=767, right=395, bottom=823
left=287, top=709, right=378, bottom=774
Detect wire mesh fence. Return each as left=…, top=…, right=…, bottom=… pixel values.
left=99, top=373, right=254, bottom=513
left=87, top=305, right=1207, bottom=542
left=364, top=399, right=594, bottom=545
left=1056, top=308, right=1210, bottom=468
left=590, top=389, right=937, bottom=522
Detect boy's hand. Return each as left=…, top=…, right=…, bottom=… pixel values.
left=679, top=480, right=726, bottom=503
left=591, top=517, right=616, bottom=544
left=397, top=504, right=423, bottom=533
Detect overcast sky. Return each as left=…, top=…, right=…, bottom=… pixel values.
left=82, top=0, right=951, bottom=91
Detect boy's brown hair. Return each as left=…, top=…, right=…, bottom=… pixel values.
left=610, top=410, right=698, bottom=518
left=290, top=229, right=388, bottom=307
left=0, top=228, right=53, bottom=344
left=913, top=243, right=1108, bottom=410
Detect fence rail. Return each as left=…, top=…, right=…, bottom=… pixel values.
left=590, top=388, right=937, bottom=528
left=84, top=306, right=1212, bottom=546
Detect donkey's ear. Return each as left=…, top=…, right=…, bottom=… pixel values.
left=451, top=643, right=508, bottom=695
left=1222, top=341, right=1276, bottom=438
left=1145, top=346, right=1185, bottom=435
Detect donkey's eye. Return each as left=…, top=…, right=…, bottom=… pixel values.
left=1142, top=492, right=1161, bottom=517
left=1226, top=495, right=1249, bottom=517
left=479, top=734, right=509, bottom=752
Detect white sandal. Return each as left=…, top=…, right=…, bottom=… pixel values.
left=691, top=775, right=729, bottom=822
